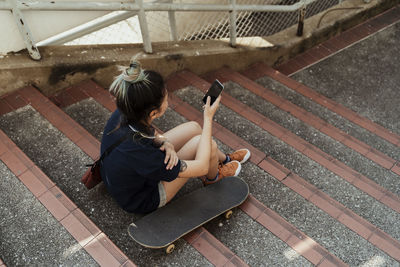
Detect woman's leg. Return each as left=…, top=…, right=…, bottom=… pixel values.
left=162, top=121, right=202, bottom=152
left=161, top=135, right=219, bottom=203
left=163, top=121, right=226, bottom=162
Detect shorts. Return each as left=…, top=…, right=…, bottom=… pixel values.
left=158, top=182, right=167, bottom=208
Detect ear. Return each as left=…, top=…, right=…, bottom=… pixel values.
left=149, top=109, right=158, bottom=119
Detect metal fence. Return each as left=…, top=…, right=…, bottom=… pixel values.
left=3, top=0, right=343, bottom=59
left=64, top=0, right=340, bottom=46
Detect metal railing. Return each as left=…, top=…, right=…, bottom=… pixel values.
left=1, top=0, right=329, bottom=60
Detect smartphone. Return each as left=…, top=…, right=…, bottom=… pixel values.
left=202, top=79, right=224, bottom=105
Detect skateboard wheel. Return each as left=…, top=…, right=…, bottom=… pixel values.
left=225, top=210, right=233, bottom=219
left=166, top=244, right=175, bottom=254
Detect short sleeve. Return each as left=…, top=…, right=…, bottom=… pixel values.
left=156, top=159, right=181, bottom=182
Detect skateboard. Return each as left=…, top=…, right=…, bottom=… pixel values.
left=128, top=176, right=249, bottom=253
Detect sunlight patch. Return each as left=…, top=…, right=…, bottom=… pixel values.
left=360, top=255, right=386, bottom=267
left=284, top=237, right=317, bottom=260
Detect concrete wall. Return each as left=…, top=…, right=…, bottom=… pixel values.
left=0, top=0, right=397, bottom=96
left=0, top=0, right=117, bottom=54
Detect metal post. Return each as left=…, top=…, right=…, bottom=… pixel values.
left=137, top=0, right=152, bottom=53
left=296, top=2, right=306, bottom=37
left=6, top=0, right=41, bottom=60
left=168, top=10, right=178, bottom=41
left=229, top=0, right=237, bottom=47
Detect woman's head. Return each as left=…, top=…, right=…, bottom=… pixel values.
left=109, top=56, right=167, bottom=130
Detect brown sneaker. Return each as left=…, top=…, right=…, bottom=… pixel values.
left=227, top=149, right=251, bottom=164
left=202, top=161, right=241, bottom=185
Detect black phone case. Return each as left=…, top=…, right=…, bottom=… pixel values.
left=203, top=80, right=224, bottom=105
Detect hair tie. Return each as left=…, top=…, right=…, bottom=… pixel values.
left=121, top=56, right=149, bottom=84
left=109, top=54, right=150, bottom=112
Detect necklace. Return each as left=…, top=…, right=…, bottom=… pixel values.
left=128, top=124, right=155, bottom=139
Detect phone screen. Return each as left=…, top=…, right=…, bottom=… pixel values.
left=202, top=80, right=224, bottom=105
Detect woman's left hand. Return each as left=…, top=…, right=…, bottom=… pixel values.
left=160, top=141, right=179, bottom=170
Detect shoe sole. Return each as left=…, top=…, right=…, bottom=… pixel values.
left=232, top=160, right=242, bottom=176
left=239, top=149, right=251, bottom=164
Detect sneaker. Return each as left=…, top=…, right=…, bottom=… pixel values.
left=226, top=149, right=251, bottom=164
left=202, top=161, right=241, bottom=185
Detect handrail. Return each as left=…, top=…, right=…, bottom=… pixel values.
left=1, top=0, right=312, bottom=60
left=0, top=1, right=313, bottom=12
left=38, top=0, right=172, bottom=47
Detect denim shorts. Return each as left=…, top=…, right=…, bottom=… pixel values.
left=158, top=182, right=167, bottom=208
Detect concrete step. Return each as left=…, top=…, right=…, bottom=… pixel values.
left=205, top=67, right=400, bottom=196
left=0, top=88, right=137, bottom=266
left=154, top=108, right=320, bottom=266
left=290, top=22, right=400, bottom=138
left=0, top=87, right=214, bottom=266
left=167, top=70, right=400, bottom=265
left=243, top=66, right=400, bottom=163
left=246, top=60, right=400, bottom=149
left=0, top=130, right=97, bottom=267
left=196, top=69, right=400, bottom=214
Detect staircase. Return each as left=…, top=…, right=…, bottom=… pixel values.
left=0, top=5, right=399, bottom=266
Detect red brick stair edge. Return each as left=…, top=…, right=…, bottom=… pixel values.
left=0, top=129, right=135, bottom=267
left=274, top=5, right=400, bottom=76
left=245, top=62, right=400, bottom=148
left=167, top=71, right=400, bottom=262
left=201, top=68, right=400, bottom=214
left=166, top=76, right=351, bottom=266
left=240, top=196, right=347, bottom=266
left=211, top=66, right=399, bottom=175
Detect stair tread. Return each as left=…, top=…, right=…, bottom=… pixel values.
left=0, top=160, right=98, bottom=266
left=171, top=75, right=400, bottom=264
left=67, top=92, right=311, bottom=266
left=0, top=94, right=209, bottom=266
left=219, top=79, right=400, bottom=196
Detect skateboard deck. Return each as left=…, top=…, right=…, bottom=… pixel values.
left=128, top=176, right=249, bottom=250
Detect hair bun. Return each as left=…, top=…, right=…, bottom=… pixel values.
left=122, top=61, right=141, bottom=82
left=109, top=54, right=150, bottom=110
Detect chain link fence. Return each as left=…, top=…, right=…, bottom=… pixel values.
left=65, top=0, right=341, bottom=46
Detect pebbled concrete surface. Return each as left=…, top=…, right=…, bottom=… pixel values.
left=292, top=21, right=400, bottom=136
left=224, top=80, right=400, bottom=197
left=255, top=76, right=400, bottom=162
left=0, top=160, right=97, bottom=266
left=154, top=107, right=312, bottom=266
left=175, top=85, right=400, bottom=265
left=0, top=105, right=211, bottom=266
left=64, top=98, right=110, bottom=140
left=221, top=81, right=400, bottom=241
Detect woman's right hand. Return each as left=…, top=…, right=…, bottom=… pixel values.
left=203, top=95, right=221, bottom=120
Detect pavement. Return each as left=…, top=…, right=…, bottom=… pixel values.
left=0, top=5, right=399, bottom=266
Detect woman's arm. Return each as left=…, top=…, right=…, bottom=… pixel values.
left=153, top=131, right=180, bottom=170
left=177, top=96, right=220, bottom=178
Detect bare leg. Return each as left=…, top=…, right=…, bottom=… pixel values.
left=161, top=135, right=219, bottom=203
left=162, top=121, right=202, bottom=151
left=163, top=121, right=226, bottom=162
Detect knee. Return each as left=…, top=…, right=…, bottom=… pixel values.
left=188, top=121, right=202, bottom=135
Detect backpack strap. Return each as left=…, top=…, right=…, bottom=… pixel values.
left=86, top=133, right=132, bottom=167
left=100, top=133, right=133, bottom=161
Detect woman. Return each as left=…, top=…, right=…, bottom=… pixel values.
left=100, top=58, right=250, bottom=214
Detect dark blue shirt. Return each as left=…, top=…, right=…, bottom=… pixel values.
left=100, top=109, right=181, bottom=214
